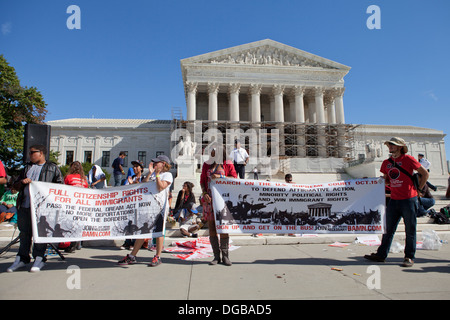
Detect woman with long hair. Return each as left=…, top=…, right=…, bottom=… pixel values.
left=63, top=161, right=88, bottom=252
left=118, top=155, right=173, bottom=267
left=64, top=161, right=88, bottom=188
left=200, top=143, right=237, bottom=266
left=173, top=181, right=196, bottom=220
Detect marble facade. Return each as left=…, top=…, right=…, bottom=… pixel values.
left=181, top=39, right=349, bottom=125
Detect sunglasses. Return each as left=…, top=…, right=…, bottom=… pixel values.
left=29, top=150, right=41, bottom=154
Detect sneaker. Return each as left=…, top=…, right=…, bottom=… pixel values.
left=363, top=253, right=385, bottom=263
left=7, top=256, right=27, bottom=273
left=118, top=254, right=137, bottom=265
left=149, top=255, right=161, bottom=267
left=30, top=256, right=45, bottom=273
left=402, top=258, right=414, bottom=267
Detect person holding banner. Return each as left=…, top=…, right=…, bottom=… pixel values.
left=7, top=145, right=63, bottom=273
left=120, top=160, right=145, bottom=250
left=200, top=144, right=237, bottom=266
left=63, top=161, right=88, bottom=252
left=87, top=165, right=107, bottom=189
left=118, top=155, right=173, bottom=267
left=364, top=137, right=429, bottom=268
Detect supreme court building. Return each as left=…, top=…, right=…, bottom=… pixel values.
left=48, top=39, right=448, bottom=188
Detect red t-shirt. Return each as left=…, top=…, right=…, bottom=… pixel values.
left=0, top=160, right=6, bottom=178
left=64, top=174, right=88, bottom=188
left=380, top=154, right=421, bottom=200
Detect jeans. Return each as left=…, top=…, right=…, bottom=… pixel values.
left=377, top=196, right=419, bottom=260
left=17, top=207, right=47, bottom=263
left=0, top=204, right=17, bottom=224
left=417, top=197, right=435, bottom=217
left=114, top=173, right=123, bottom=186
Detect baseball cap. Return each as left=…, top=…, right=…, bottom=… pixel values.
left=131, top=160, right=144, bottom=169
left=151, top=154, right=171, bottom=164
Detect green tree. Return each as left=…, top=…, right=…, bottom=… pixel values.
left=0, top=54, right=47, bottom=172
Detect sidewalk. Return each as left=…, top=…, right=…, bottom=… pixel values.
left=0, top=238, right=449, bottom=300
left=1, top=190, right=448, bottom=301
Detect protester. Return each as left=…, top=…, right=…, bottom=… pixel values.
left=364, top=137, right=428, bottom=267
left=88, top=164, right=107, bottom=189
left=64, top=161, right=88, bottom=188
left=0, top=160, right=7, bottom=198
left=126, top=160, right=144, bottom=185
left=120, top=160, right=145, bottom=250
left=201, top=144, right=237, bottom=266
left=173, top=181, right=196, bottom=221
left=118, top=155, right=173, bottom=267
left=112, top=151, right=126, bottom=186
left=7, top=145, right=63, bottom=273
left=446, top=174, right=450, bottom=199
left=229, top=139, right=249, bottom=179
left=63, top=161, right=88, bottom=252
left=0, top=179, right=19, bottom=225
left=179, top=203, right=201, bottom=238
left=418, top=153, right=437, bottom=191
left=416, top=173, right=435, bottom=217
left=285, top=174, right=294, bottom=183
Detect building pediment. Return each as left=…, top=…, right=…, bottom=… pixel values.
left=181, top=39, right=350, bottom=71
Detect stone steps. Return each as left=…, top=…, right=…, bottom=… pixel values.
left=1, top=192, right=449, bottom=248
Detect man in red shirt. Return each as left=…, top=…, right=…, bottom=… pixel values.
left=365, top=137, right=429, bottom=267
left=0, top=160, right=7, bottom=196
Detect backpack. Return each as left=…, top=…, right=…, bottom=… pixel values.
left=431, top=207, right=450, bottom=224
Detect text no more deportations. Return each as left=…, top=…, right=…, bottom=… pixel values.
left=72, top=202, right=153, bottom=222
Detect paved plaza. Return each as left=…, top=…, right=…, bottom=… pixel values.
left=1, top=236, right=449, bottom=301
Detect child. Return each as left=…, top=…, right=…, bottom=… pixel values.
left=0, top=185, right=19, bottom=225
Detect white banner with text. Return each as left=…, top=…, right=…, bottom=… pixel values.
left=29, top=181, right=168, bottom=243
left=210, top=178, right=385, bottom=234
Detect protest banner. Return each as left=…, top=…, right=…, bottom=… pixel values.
left=29, top=181, right=169, bottom=243
left=210, top=178, right=385, bottom=234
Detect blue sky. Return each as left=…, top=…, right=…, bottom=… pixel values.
left=1, top=0, right=449, bottom=160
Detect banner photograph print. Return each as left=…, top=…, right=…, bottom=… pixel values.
left=211, top=178, right=386, bottom=234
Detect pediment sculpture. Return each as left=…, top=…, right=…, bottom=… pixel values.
left=202, top=46, right=336, bottom=69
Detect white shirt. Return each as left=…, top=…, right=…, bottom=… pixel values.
left=419, top=158, right=431, bottom=170
left=148, top=171, right=173, bottom=185
left=230, top=148, right=249, bottom=164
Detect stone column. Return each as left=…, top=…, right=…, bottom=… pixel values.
left=305, top=95, right=316, bottom=124
left=326, top=96, right=336, bottom=124
left=186, top=82, right=198, bottom=121
left=208, top=82, right=220, bottom=121
left=273, top=85, right=285, bottom=155
left=314, top=87, right=326, bottom=124
left=293, top=86, right=306, bottom=157
left=269, top=96, right=275, bottom=121
left=335, top=87, right=346, bottom=124
left=293, top=86, right=305, bottom=123
left=273, top=85, right=285, bottom=122
left=228, top=83, right=240, bottom=122
left=250, top=84, right=262, bottom=123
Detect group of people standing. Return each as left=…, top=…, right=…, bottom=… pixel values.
left=2, top=135, right=444, bottom=272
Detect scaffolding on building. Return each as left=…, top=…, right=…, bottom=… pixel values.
left=171, top=117, right=358, bottom=166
